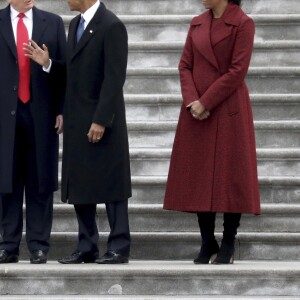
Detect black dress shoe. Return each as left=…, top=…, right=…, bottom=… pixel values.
left=0, top=250, right=19, bottom=264
left=30, top=250, right=47, bottom=264
left=58, top=252, right=97, bottom=264
left=96, top=251, right=129, bottom=264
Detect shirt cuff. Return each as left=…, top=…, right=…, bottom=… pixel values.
left=42, top=59, right=52, bottom=73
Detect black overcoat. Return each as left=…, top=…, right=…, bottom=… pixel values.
left=0, top=6, right=66, bottom=194
left=61, top=3, right=132, bottom=204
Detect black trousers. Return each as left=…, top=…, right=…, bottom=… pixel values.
left=0, top=102, right=53, bottom=255
left=74, top=200, right=131, bottom=257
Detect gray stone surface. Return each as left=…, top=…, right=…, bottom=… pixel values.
left=123, top=67, right=300, bottom=94
left=28, top=203, right=300, bottom=233
left=53, top=175, right=300, bottom=205
left=1, top=297, right=300, bottom=300
left=13, top=232, right=300, bottom=260
left=123, top=93, right=300, bottom=121
left=0, top=261, right=300, bottom=296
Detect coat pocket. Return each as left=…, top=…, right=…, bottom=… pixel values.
left=226, top=88, right=245, bottom=116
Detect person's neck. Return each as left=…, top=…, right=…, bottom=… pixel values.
left=212, top=1, right=229, bottom=19
left=80, top=0, right=97, bottom=13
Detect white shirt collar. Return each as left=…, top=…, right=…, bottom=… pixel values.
left=10, top=5, right=33, bottom=21
left=81, top=0, right=101, bottom=28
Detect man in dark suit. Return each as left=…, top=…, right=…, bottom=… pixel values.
left=0, top=0, right=66, bottom=264
left=26, top=0, right=131, bottom=264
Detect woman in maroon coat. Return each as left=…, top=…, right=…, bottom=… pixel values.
left=164, top=0, right=260, bottom=264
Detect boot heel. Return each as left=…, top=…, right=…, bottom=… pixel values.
left=210, top=253, right=217, bottom=263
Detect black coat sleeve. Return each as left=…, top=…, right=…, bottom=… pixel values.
left=48, top=16, right=67, bottom=116
left=92, top=21, right=128, bottom=128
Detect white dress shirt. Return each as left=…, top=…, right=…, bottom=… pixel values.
left=81, top=0, right=100, bottom=28
left=10, top=6, right=33, bottom=42
left=10, top=5, right=52, bottom=73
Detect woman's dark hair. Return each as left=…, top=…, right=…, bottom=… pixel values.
left=229, top=0, right=242, bottom=6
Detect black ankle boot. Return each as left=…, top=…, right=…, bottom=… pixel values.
left=212, top=213, right=241, bottom=264
left=194, top=239, right=219, bottom=264
left=212, top=239, right=235, bottom=264
left=195, top=212, right=218, bottom=264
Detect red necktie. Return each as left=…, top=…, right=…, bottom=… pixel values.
left=17, top=13, right=30, bottom=103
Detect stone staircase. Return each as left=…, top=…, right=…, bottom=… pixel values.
left=1, top=0, right=300, bottom=298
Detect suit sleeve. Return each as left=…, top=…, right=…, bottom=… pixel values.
left=200, top=17, right=255, bottom=111
left=178, top=25, right=200, bottom=107
left=48, top=16, right=67, bottom=116
left=92, top=21, right=128, bottom=128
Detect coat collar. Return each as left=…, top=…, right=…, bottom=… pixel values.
left=32, top=7, right=48, bottom=44
left=68, top=2, right=106, bottom=62
left=0, top=6, right=17, bottom=59
left=190, top=3, right=244, bottom=70
left=191, top=2, right=244, bottom=27
left=0, top=5, right=48, bottom=60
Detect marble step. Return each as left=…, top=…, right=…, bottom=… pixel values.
left=14, top=232, right=300, bottom=260
left=58, top=120, right=300, bottom=149
left=53, top=175, right=300, bottom=205
left=124, top=67, right=300, bottom=94
left=1, top=261, right=300, bottom=296
left=128, top=148, right=300, bottom=177
left=124, top=121, right=300, bottom=148
left=128, top=41, right=300, bottom=68
left=1, top=297, right=299, bottom=300
left=30, top=0, right=300, bottom=15
left=57, top=148, right=300, bottom=177
left=44, top=204, right=300, bottom=233
left=59, top=15, right=300, bottom=42
left=124, top=94, right=300, bottom=121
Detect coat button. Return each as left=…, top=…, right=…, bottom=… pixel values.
left=11, top=110, right=16, bottom=116
left=13, top=86, right=17, bottom=91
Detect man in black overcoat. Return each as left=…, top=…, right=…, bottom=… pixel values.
left=27, top=0, right=132, bottom=264
left=0, top=0, right=66, bottom=264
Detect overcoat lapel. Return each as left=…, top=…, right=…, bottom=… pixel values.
left=212, top=2, right=244, bottom=46
left=69, top=3, right=106, bottom=62
left=190, top=3, right=243, bottom=70
left=0, top=6, right=17, bottom=59
left=191, top=11, right=219, bottom=70
left=32, top=7, right=48, bottom=44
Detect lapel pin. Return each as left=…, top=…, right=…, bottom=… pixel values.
left=90, top=30, right=93, bottom=33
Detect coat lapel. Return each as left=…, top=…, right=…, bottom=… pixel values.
left=191, top=3, right=244, bottom=70
left=212, top=3, right=244, bottom=46
left=32, top=7, right=48, bottom=44
left=70, top=3, right=106, bottom=62
left=0, top=6, right=17, bottom=59
left=191, top=11, right=219, bottom=70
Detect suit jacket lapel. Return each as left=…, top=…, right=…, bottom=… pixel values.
left=32, top=7, right=47, bottom=44
left=70, top=3, right=106, bottom=62
left=0, top=6, right=17, bottom=60
left=191, top=11, right=219, bottom=70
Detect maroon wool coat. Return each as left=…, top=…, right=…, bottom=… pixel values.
left=164, top=3, right=261, bottom=214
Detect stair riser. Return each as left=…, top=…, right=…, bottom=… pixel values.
left=1, top=268, right=300, bottom=296
left=15, top=233, right=300, bottom=261
left=124, top=130, right=300, bottom=148
left=125, top=102, right=300, bottom=121
left=128, top=159, right=300, bottom=176
left=128, top=49, right=300, bottom=68
left=125, top=25, right=300, bottom=42
left=124, top=75, right=300, bottom=94
left=53, top=182, right=300, bottom=204
left=34, top=209, right=300, bottom=233
left=28, top=0, right=300, bottom=15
